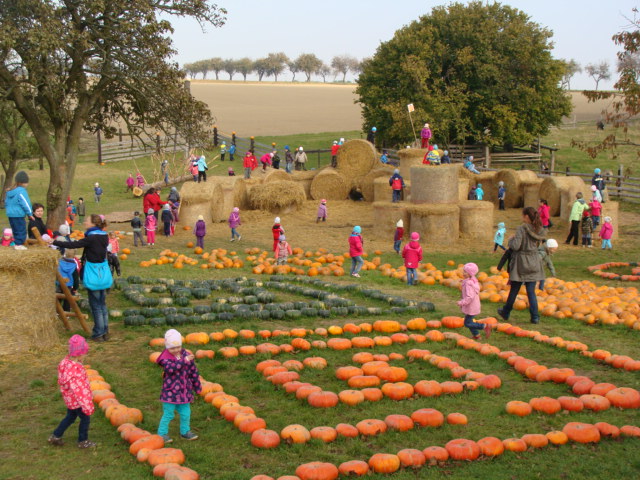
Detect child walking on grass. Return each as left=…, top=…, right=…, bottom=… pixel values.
left=156, top=329, right=201, bottom=443
left=493, top=222, right=506, bottom=252
left=131, top=211, right=146, bottom=247
left=49, top=335, right=96, bottom=448
left=316, top=199, right=327, bottom=223
left=349, top=226, right=364, bottom=278
left=228, top=207, right=241, bottom=242
left=272, top=217, right=284, bottom=252
left=194, top=215, right=206, bottom=249
left=458, top=263, right=491, bottom=340
left=538, top=239, right=558, bottom=291
left=145, top=208, right=156, bottom=246
left=274, top=235, right=292, bottom=265
left=393, top=220, right=404, bottom=254
left=402, top=232, right=422, bottom=286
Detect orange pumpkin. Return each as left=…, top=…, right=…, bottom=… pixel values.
left=295, top=462, right=339, bottom=480
left=309, top=426, right=337, bottom=443
left=338, top=460, right=369, bottom=476
left=280, top=424, right=311, bottom=444
left=356, top=419, right=387, bottom=436
left=335, top=423, right=359, bottom=438
left=384, top=414, right=414, bottom=432
left=368, top=453, right=400, bottom=474
left=477, top=436, right=504, bottom=457
left=422, top=446, right=449, bottom=463
left=562, top=422, right=601, bottom=443
left=147, top=448, right=185, bottom=467
left=307, top=391, right=339, bottom=408
left=397, top=449, right=426, bottom=468
left=445, top=439, right=480, bottom=460
left=411, top=408, right=444, bottom=427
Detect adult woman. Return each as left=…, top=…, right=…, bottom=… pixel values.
left=52, top=214, right=112, bottom=341
left=28, top=203, right=47, bottom=239
left=142, top=188, right=166, bottom=220
left=497, top=207, right=546, bottom=324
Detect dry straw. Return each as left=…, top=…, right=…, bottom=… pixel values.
left=371, top=202, right=410, bottom=239
left=0, top=247, right=60, bottom=355
left=398, top=148, right=426, bottom=179
left=248, top=181, right=306, bottom=213
left=290, top=170, right=319, bottom=199
left=310, top=168, right=349, bottom=200
left=263, top=169, right=292, bottom=183
left=335, top=139, right=377, bottom=183
left=494, top=169, right=539, bottom=208
left=362, top=166, right=394, bottom=202
left=211, top=177, right=240, bottom=222
left=539, top=176, right=586, bottom=216
left=410, top=165, right=459, bottom=204
left=179, top=179, right=218, bottom=206
left=458, top=200, right=494, bottom=240
left=407, top=204, right=460, bottom=242
left=523, top=179, right=544, bottom=209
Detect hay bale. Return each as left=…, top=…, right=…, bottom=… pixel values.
left=494, top=169, right=539, bottom=208
left=523, top=179, right=543, bottom=208
left=407, top=204, right=460, bottom=242
left=248, top=181, right=306, bottom=214
left=601, top=200, right=619, bottom=240
left=233, top=178, right=262, bottom=210
left=210, top=177, right=240, bottom=222
left=540, top=176, right=586, bottom=216
left=458, top=201, right=494, bottom=241
left=310, top=168, right=349, bottom=200
left=371, top=202, right=410, bottom=239
left=410, top=165, right=459, bottom=204
left=290, top=170, right=318, bottom=199
left=458, top=178, right=470, bottom=202
left=362, top=166, right=394, bottom=202
left=0, top=248, right=60, bottom=354
left=335, top=139, right=377, bottom=182
left=179, top=179, right=218, bottom=206
left=263, top=169, right=291, bottom=183
left=373, top=177, right=390, bottom=202
left=398, top=148, right=427, bottom=179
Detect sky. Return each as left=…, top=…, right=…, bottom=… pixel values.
left=170, top=0, right=638, bottom=90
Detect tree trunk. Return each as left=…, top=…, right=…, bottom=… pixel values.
left=292, top=73, right=296, bottom=82
left=342, top=72, right=347, bottom=82
left=215, top=72, right=219, bottom=80
left=0, top=160, right=18, bottom=208
left=274, top=73, right=278, bottom=82
left=258, top=72, right=264, bottom=81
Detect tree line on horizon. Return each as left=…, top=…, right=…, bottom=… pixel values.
left=183, top=53, right=365, bottom=83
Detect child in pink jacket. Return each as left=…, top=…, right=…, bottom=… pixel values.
left=457, top=263, right=491, bottom=339
left=348, top=226, right=364, bottom=277
left=274, top=235, right=292, bottom=265
left=49, top=335, right=96, bottom=448
left=599, top=216, right=613, bottom=249
left=402, top=232, right=422, bottom=285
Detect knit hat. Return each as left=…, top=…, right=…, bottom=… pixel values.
left=604, top=216, right=612, bottom=222
left=171, top=187, right=177, bottom=192
left=498, top=181, right=504, bottom=187
left=410, top=232, right=420, bottom=241
left=279, top=235, right=286, bottom=241
left=591, top=185, right=597, bottom=191
left=546, top=239, right=558, bottom=249
left=424, top=123, right=429, bottom=128
left=58, top=224, right=70, bottom=236
left=94, top=182, right=99, bottom=187
left=428, top=145, right=434, bottom=151
left=333, top=140, right=337, bottom=145
left=394, top=169, right=399, bottom=174
left=163, top=204, right=170, bottom=210
left=371, top=127, right=377, bottom=132
left=477, top=183, right=482, bottom=188
left=433, top=144, right=438, bottom=150
left=15, top=171, right=29, bottom=184
left=468, top=155, right=474, bottom=161
left=3, top=228, right=11, bottom=236
left=233, top=207, right=239, bottom=213
left=498, top=222, right=505, bottom=228
left=321, top=199, right=326, bottom=204
left=595, top=168, right=601, bottom=174
left=41, top=234, right=51, bottom=242
left=284, top=145, right=290, bottom=150
left=463, top=262, right=479, bottom=277
left=147, top=208, right=154, bottom=215
left=164, top=329, right=182, bottom=349
left=197, top=215, right=204, bottom=221
left=228, top=167, right=234, bottom=172
left=68, top=334, right=88, bottom=357
left=396, top=219, right=403, bottom=227
left=444, top=150, right=448, bottom=155
left=353, top=225, right=361, bottom=234
left=298, top=146, right=303, bottom=151
left=274, top=217, right=280, bottom=223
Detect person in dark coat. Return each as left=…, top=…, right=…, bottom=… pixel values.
left=389, top=169, right=405, bottom=203
left=161, top=204, right=173, bottom=236
left=366, top=126, right=377, bottom=145
left=591, top=168, right=606, bottom=202
left=194, top=215, right=206, bottom=249
left=28, top=203, right=48, bottom=239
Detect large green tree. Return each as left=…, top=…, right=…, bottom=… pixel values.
left=356, top=2, right=571, bottom=147
left=0, top=0, right=225, bottom=227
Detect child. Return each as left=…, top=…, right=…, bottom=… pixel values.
left=272, top=150, right=281, bottom=170
left=161, top=204, right=173, bottom=237
left=331, top=141, right=340, bottom=167
left=190, top=161, right=199, bottom=182
left=228, top=143, right=236, bottom=162
left=136, top=171, right=145, bottom=187
left=316, top=199, right=327, bottom=223
left=94, top=183, right=103, bottom=203
left=464, top=156, right=480, bottom=174
left=131, top=211, right=146, bottom=247
left=274, top=235, right=292, bottom=265
left=475, top=183, right=484, bottom=200
left=493, top=222, right=506, bottom=252
left=380, top=150, right=389, bottom=165
left=4, top=170, right=32, bottom=250
left=76, top=197, right=86, bottom=225
left=441, top=150, right=451, bottom=164
left=49, top=335, right=96, bottom=448
left=66, top=200, right=76, bottom=229
left=457, top=263, right=491, bottom=340
left=402, top=232, right=422, bottom=286
left=228, top=207, right=241, bottom=242
left=156, top=329, right=201, bottom=443
left=284, top=145, right=294, bottom=174
left=260, top=152, right=273, bottom=171
left=126, top=174, right=135, bottom=193
left=467, top=185, right=477, bottom=200
left=220, top=142, right=226, bottom=161
left=538, top=239, right=557, bottom=290
left=497, top=181, right=506, bottom=210
left=58, top=249, right=79, bottom=310
left=393, top=220, right=404, bottom=254
left=600, top=216, right=613, bottom=249
left=589, top=196, right=602, bottom=230
left=244, top=151, right=258, bottom=179
left=590, top=185, right=603, bottom=203
left=228, top=167, right=236, bottom=176
left=194, top=215, right=206, bottom=249
left=1, top=228, right=15, bottom=247
left=349, top=225, right=364, bottom=278
left=538, top=199, right=550, bottom=230
left=56, top=224, right=71, bottom=255
left=389, top=169, right=405, bottom=203
left=107, top=232, right=121, bottom=276
left=145, top=208, right=157, bottom=246
left=272, top=217, right=284, bottom=252
left=581, top=210, right=593, bottom=248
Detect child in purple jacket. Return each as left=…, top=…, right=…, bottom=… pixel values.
left=457, top=263, right=491, bottom=340
left=156, top=329, right=202, bottom=443
left=316, top=199, right=327, bottom=223
left=194, top=215, right=206, bottom=249
left=228, top=207, right=241, bottom=242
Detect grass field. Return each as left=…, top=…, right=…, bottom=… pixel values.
left=2, top=150, right=640, bottom=479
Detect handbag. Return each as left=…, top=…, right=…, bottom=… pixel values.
left=83, top=260, right=113, bottom=290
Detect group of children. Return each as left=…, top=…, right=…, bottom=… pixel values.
left=565, top=190, right=613, bottom=249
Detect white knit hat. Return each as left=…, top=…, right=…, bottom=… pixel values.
left=164, top=329, right=182, bottom=349
left=396, top=219, right=403, bottom=227
left=275, top=217, right=281, bottom=223
left=546, top=239, right=558, bottom=249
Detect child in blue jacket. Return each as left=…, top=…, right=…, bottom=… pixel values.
left=493, top=222, right=506, bottom=252
left=4, top=170, right=33, bottom=249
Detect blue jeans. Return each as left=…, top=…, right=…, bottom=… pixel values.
left=230, top=227, right=239, bottom=239
left=392, top=190, right=402, bottom=203
left=8, top=217, right=26, bottom=246
left=393, top=240, right=401, bottom=253
left=406, top=268, right=416, bottom=285
left=158, top=402, right=191, bottom=436
left=592, top=216, right=600, bottom=229
left=502, top=281, right=539, bottom=322
left=53, top=408, right=90, bottom=442
left=244, top=167, right=252, bottom=179
left=464, top=314, right=485, bottom=337
left=602, top=239, right=612, bottom=249
left=539, top=279, right=545, bottom=291
left=350, top=256, right=364, bottom=275
left=87, top=288, right=108, bottom=338
left=285, top=162, right=292, bottom=173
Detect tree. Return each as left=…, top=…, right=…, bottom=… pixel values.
left=0, top=0, right=225, bottom=227
left=183, top=62, right=198, bottom=79
left=561, top=59, right=581, bottom=90
left=193, top=59, right=211, bottom=79
left=296, top=53, right=323, bottom=82
left=209, top=57, right=224, bottom=80
left=585, top=61, right=611, bottom=90
left=356, top=2, right=571, bottom=147
left=349, top=58, right=364, bottom=79
left=331, top=55, right=358, bottom=82
left=288, top=59, right=300, bottom=82
left=266, top=52, right=289, bottom=81
left=318, top=64, right=331, bottom=83
left=236, top=57, right=254, bottom=81
left=254, top=58, right=269, bottom=81
left=223, top=59, right=237, bottom=80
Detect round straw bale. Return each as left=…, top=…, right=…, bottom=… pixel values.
left=494, top=169, right=539, bottom=208
left=371, top=202, right=410, bottom=239
left=210, top=178, right=239, bottom=222
left=407, top=204, right=459, bottom=242
left=523, top=179, right=543, bottom=208
left=362, top=166, right=394, bottom=202
left=290, top=170, right=318, bottom=199
left=539, top=176, right=586, bottom=216
left=0, top=248, right=60, bottom=354
left=410, top=165, right=459, bottom=204
left=263, top=169, right=291, bottom=183
left=248, top=181, right=305, bottom=214
left=310, top=168, right=349, bottom=200
left=458, top=201, right=494, bottom=241
left=179, top=179, right=218, bottom=206
left=458, top=178, right=470, bottom=203
left=233, top=178, right=262, bottom=210
left=601, top=200, right=619, bottom=240
left=398, top=148, right=427, bottom=179
left=335, top=139, right=377, bottom=180
left=373, top=177, right=391, bottom=202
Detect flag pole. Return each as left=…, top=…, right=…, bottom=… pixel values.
left=407, top=103, right=418, bottom=146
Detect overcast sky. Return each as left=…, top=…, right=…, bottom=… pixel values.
left=171, top=0, right=637, bottom=89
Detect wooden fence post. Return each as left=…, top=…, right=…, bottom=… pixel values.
left=156, top=132, right=161, bottom=154
left=97, top=130, right=102, bottom=164
left=484, top=145, right=491, bottom=168
left=617, top=164, right=624, bottom=197
left=118, top=128, right=123, bottom=145
left=550, top=150, right=556, bottom=174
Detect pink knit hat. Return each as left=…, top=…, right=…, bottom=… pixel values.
left=411, top=232, right=420, bottom=241
left=3, top=228, right=11, bottom=236
left=463, top=262, right=479, bottom=277
left=68, top=334, right=88, bottom=357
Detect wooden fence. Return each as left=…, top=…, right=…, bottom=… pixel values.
left=97, top=131, right=189, bottom=163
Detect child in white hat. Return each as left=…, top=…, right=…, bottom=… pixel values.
left=94, top=183, right=103, bottom=203
left=393, top=220, right=404, bottom=254
left=272, top=217, right=284, bottom=252
left=538, top=239, right=558, bottom=290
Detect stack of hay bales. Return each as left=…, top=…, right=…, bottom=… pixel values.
left=290, top=170, right=318, bottom=198
left=494, top=169, right=539, bottom=208
left=361, top=166, right=394, bottom=202
left=458, top=201, right=494, bottom=241
left=0, top=248, right=60, bottom=354
left=179, top=180, right=218, bottom=225
left=398, top=148, right=427, bottom=179
left=233, top=178, right=262, bottom=210
left=372, top=202, right=411, bottom=239
left=538, top=176, right=585, bottom=217
left=310, top=168, right=349, bottom=200
left=248, top=181, right=306, bottom=214
left=408, top=204, right=460, bottom=240
left=523, top=178, right=544, bottom=208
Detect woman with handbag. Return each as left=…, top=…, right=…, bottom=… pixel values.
left=51, top=214, right=112, bottom=342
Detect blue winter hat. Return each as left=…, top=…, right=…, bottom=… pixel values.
left=594, top=168, right=601, bottom=174
left=353, top=226, right=361, bottom=234
left=433, top=144, right=438, bottom=150
left=284, top=145, right=290, bottom=150
left=498, top=222, right=505, bottom=228
left=371, top=127, right=377, bottom=132
left=477, top=183, right=482, bottom=187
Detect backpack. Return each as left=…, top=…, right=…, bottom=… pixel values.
left=391, top=178, right=403, bottom=190
left=467, top=189, right=477, bottom=201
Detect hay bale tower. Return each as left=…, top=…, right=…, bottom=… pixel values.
left=458, top=201, right=494, bottom=241
left=248, top=181, right=306, bottom=214
left=494, top=169, right=539, bottom=208
left=233, top=178, right=262, bottom=210
left=310, top=168, right=349, bottom=200
left=0, top=248, right=60, bottom=354
left=290, top=170, right=318, bottom=199
left=398, top=148, right=426, bottom=179
left=361, top=166, right=394, bottom=202
left=210, top=177, right=240, bottom=222
left=458, top=178, right=470, bottom=202
left=410, top=165, right=459, bottom=204
left=523, top=179, right=544, bottom=208
left=538, top=176, right=586, bottom=216
left=371, top=202, right=410, bottom=239
left=373, top=177, right=411, bottom=202
left=335, top=140, right=377, bottom=187
left=407, top=204, right=460, bottom=241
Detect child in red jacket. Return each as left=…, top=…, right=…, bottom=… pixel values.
left=49, top=335, right=96, bottom=448
left=393, top=219, right=404, bottom=254
left=348, top=226, right=364, bottom=277
left=272, top=217, right=284, bottom=252
left=402, top=232, right=422, bottom=285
